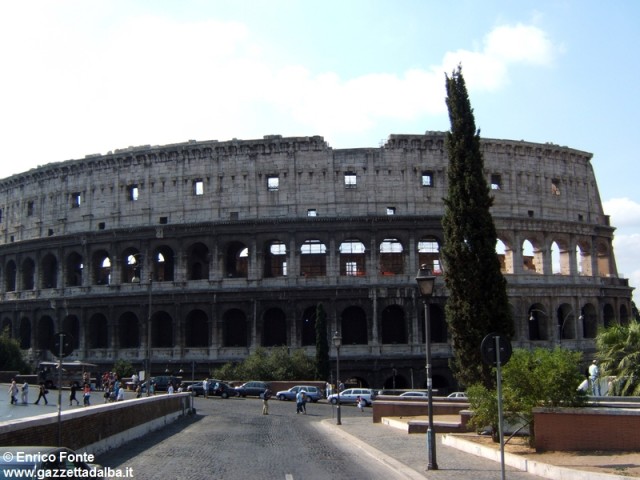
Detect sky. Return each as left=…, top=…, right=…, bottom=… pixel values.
left=0, top=0, right=638, bottom=299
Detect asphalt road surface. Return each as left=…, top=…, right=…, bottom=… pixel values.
left=98, top=396, right=397, bottom=480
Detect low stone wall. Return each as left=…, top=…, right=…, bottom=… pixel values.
left=0, top=393, right=192, bottom=455
left=534, top=407, right=640, bottom=452
left=372, top=395, right=469, bottom=423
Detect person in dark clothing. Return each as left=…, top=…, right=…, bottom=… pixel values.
left=34, top=383, right=48, bottom=405
left=69, top=383, right=80, bottom=406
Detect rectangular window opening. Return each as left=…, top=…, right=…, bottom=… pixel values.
left=267, top=175, right=279, bottom=192
left=128, top=185, right=139, bottom=201
left=386, top=207, right=396, bottom=215
left=490, top=174, right=502, bottom=190
left=159, top=216, right=168, bottom=224
left=71, top=192, right=82, bottom=207
left=307, top=209, right=317, bottom=217
left=27, top=201, right=34, bottom=216
left=421, top=171, right=433, bottom=187
left=194, top=180, right=204, bottom=196
left=551, top=179, right=561, bottom=196
left=98, top=222, right=106, bottom=230
left=344, top=172, right=357, bottom=188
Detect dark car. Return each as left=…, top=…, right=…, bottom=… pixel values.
left=0, top=446, right=106, bottom=479
left=235, top=381, right=270, bottom=397
left=187, top=380, right=237, bottom=398
left=150, top=375, right=180, bottom=391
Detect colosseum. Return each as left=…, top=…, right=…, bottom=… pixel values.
left=0, top=131, right=633, bottom=391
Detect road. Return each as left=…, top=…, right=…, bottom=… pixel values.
left=98, top=396, right=397, bottom=480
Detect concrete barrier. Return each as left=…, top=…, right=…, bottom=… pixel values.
left=0, top=393, right=193, bottom=456
left=372, top=395, right=469, bottom=423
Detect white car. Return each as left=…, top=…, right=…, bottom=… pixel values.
left=400, top=391, right=429, bottom=398
left=447, top=391, right=467, bottom=398
left=327, top=388, right=373, bottom=406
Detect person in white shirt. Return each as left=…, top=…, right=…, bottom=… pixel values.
left=589, top=360, right=601, bottom=396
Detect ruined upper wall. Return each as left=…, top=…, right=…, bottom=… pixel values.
left=0, top=132, right=607, bottom=244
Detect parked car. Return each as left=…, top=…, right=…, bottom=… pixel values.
left=447, top=391, right=468, bottom=398
left=400, top=391, right=429, bottom=398
left=327, top=388, right=374, bottom=406
left=0, top=446, right=107, bottom=479
left=235, top=381, right=270, bottom=398
left=150, top=375, right=180, bottom=391
left=187, top=380, right=237, bottom=398
left=276, top=385, right=323, bottom=402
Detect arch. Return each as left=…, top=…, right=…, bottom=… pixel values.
left=603, top=303, right=615, bottom=329
left=1, top=317, right=11, bottom=336
left=576, top=239, right=593, bottom=276
left=379, top=238, right=404, bottom=275
left=596, top=241, right=612, bottom=277
left=185, top=309, right=209, bottom=347
left=495, top=238, right=512, bottom=274
left=528, top=304, right=548, bottom=341
left=380, top=305, right=406, bottom=344
left=263, top=308, right=287, bottom=346
left=383, top=372, right=409, bottom=390
left=92, top=250, right=111, bottom=285
left=522, top=239, right=542, bottom=274
left=340, top=306, right=367, bottom=345
left=62, top=314, right=80, bottom=349
left=40, top=253, right=58, bottom=288
left=118, top=311, right=140, bottom=348
left=620, top=304, right=630, bottom=326
left=582, top=303, right=598, bottom=338
left=224, top=241, right=248, bottom=278
left=19, top=317, right=31, bottom=349
left=87, top=313, right=108, bottom=348
left=36, top=315, right=55, bottom=350
left=21, top=257, right=36, bottom=290
left=187, top=242, right=209, bottom=281
left=152, top=246, right=175, bottom=281
left=339, top=239, right=366, bottom=276
left=300, top=306, right=316, bottom=346
left=417, top=237, right=442, bottom=274
left=65, top=252, right=83, bottom=287
left=223, top=308, right=248, bottom=347
left=264, top=240, right=287, bottom=278
left=300, top=239, right=327, bottom=277
left=122, top=249, right=143, bottom=283
left=420, top=303, right=447, bottom=343
left=551, top=238, right=571, bottom=275
left=151, top=311, right=173, bottom=347
left=5, top=260, right=16, bottom=291
left=556, top=303, right=575, bottom=340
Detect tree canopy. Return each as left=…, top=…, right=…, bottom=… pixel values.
left=0, top=328, right=31, bottom=373
left=596, top=320, right=640, bottom=395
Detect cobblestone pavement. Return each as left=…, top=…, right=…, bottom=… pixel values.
left=97, top=397, right=544, bottom=480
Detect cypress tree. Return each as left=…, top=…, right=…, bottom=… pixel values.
left=442, top=66, right=514, bottom=388
left=314, top=303, right=330, bottom=380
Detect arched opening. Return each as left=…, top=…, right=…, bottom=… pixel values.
left=582, top=303, right=598, bottom=338
left=118, top=312, right=140, bottom=348
left=224, top=242, right=249, bottom=278
left=19, top=317, right=31, bottom=349
left=522, top=239, right=542, bottom=274
left=417, top=237, right=441, bottom=274
left=420, top=303, right=447, bottom=343
left=596, top=241, right=612, bottom=277
left=300, top=239, right=327, bottom=277
left=620, top=304, right=630, bottom=326
left=5, top=260, right=17, bottom=291
left=152, top=246, right=175, bottom=281
left=263, top=308, right=287, bottom=346
left=36, top=316, right=55, bottom=350
left=528, top=304, right=548, bottom=341
left=185, top=309, right=209, bottom=347
left=339, top=239, right=366, bottom=276
left=340, top=306, right=367, bottom=345
left=603, top=304, right=615, bottom=329
left=301, top=306, right=316, bottom=346
left=556, top=303, right=575, bottom=340
left=223, top=309, right=248, bottom=347
left=92, top=251, right=111, bottom=285
left=380, top=305, right=406, bottom=344
left=264, top=240, right=287, bottom=277
left=123, top=249, right=143, bottom=283
left=65, top=252, right=83, bottom=287
left=87, top=313, right=108, bottom=348
left=62, top=314, right=80, bottom=349
left=151, top=311, right=173, bottom=347
left=41, top=253, right=58, bottom=288
left=379, top=238, right=404, bottom=275
left=21, top=257, right=36, bottom=290
left=187, top=243, right=209, bottom=280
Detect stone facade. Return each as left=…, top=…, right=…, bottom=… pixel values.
left=0, top=132, right=632, bottom=391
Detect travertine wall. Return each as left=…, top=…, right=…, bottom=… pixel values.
left=0, top=133, right=632, bottom=391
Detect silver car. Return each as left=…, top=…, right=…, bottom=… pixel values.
left=327, top=388, right=373, bottom=406
left=276, top=385, right=323, bottom=402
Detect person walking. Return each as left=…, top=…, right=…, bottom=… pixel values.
left=357, top=395, right=366, bottom=412
left=589, top=360, right=601, bottom=396
left=262, top=387, right=272, bottom=415
left=83, top=383, right=91, bottom=406
left=8, top=379, right=18, bottom=405
left=34, top=383, right=48, bottom=405
left=296, top=390, right=307, bottom=414
left=20, top=380, right=29, bottom=404
left=69, top=383, right=80, bottom=406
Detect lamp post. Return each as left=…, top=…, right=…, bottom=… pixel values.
left=131, top=253, right=153, bottom=397
left=416, top=265, right=438, bottom=470
left=332, top=331, right=342, bottom=426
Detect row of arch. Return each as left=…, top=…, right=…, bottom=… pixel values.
left=2, top=300, right=629, bottom=354
left=1, top=232, right=614, bottom=292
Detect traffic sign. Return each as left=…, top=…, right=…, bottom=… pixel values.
left=51, top=332, right=74, bottom=358
left=481, top=333, right=512, bottom=366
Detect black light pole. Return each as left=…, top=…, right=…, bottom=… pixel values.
left=333, top=331, right=342, bottom=425
left=416, top=265, right=438, bottom=470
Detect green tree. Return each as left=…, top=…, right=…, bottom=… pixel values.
left=112, top=359, right=135, bottom=379
left=211, top=346, right=315, bottom=381
left=441, top=66, right=514, bottom=388
left=0, top=328, right=31, bottom=373
left=468, top=347, right=585, bottom=445
left=315, top=303, right=330, bottom=380
left=596, top=320, right=640, bottom=395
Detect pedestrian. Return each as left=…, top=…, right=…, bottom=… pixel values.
left=262, top=387, right=272, bottom=415
left=338, top=381, right=345, bottom=392
left=203, top=378, right=209, bottom=398
left=21, top=380, right=29, bottom=404
left=296, top=390, right=306, bottom=414
left=34, top=383, right=48, bottom=405
left=589, top=360, right=601, bottom=396
left=357, top=395, right=366, bottom=412
left=8, top=379, right=18, bottom=405
left=167, top=383, right=174, bottom=394
left=325, top=381, right=331, bottom=398
left=135, top=384, right=142, bottom=398
left=83, top=383, right=91, bottom=406
left=69, top=383, right=80, bottom=406
left=116, top=385, right=125, bottom=401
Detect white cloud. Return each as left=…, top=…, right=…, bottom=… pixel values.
left=604, top=198, right=640, bottom=228
left=605, top=198, right=640, bottom=297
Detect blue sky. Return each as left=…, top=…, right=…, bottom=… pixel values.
left=1, top=0, right=638, bottom=298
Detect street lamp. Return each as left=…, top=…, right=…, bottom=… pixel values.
left=130, top=253, right=153, bottom=396
left=332, top=331, right=342, bottom=426
left=416, top=264, right=438, bottom=470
